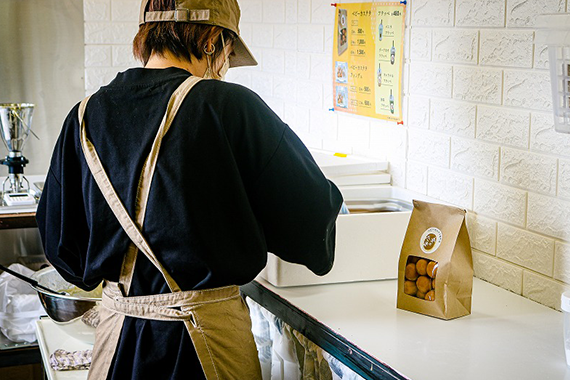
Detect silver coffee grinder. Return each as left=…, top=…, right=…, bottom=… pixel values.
left=0, top=103, right=37, bottom=206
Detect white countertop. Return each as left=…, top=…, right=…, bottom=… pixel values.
left=254, top=277, right=570, bottom=380
left=34, top=278, right=569, bottom=380
left=35, top=317, right=91, bottom=380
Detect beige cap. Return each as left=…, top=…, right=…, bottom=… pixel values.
left=139, top=0, right=257, bottom=68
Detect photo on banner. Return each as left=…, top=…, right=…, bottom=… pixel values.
left=332, top=2, right=406, bottom=122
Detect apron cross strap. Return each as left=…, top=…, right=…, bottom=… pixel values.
left=78, top=75, right=261, bottom=380
left=78, top=76, right=204, bottom=295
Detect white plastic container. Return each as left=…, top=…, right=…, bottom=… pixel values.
left=260, top=185, right=445, bottom=287
left=536, top=14, right=570, bottom=134
left=260, top=150, right=443, bottom=288
left=562, top=291, right=570, bottom=366
left=261, top=186, right=412, bottom=287
left=260, top=151, right=397, bottom=287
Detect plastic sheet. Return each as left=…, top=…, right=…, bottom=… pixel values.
left=0, top=263, right=44, bottom=342
left=247, top=297, right=364, bottom=380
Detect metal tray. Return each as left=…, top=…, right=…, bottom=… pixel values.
left=344, top=198, right=412, bottom=213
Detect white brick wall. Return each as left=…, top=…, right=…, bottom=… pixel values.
left=474, top=179, right=527, bottom=226
left=500, top=148, right=558, bottom=195
left=432, top=29, right=478, bottom=64
left=530, top=112, right=570, bottom=156
left=453, top=66, right=502, bottom=105
left=84, top=0, right=110, bottom=21
left=473, top=250, right=523, bottom=294
left=479, top=30, right=533, bottom=68
left=409, top=28, right=431, bottom=61
left=409, top=63, right=453, bottom=98
left=427, top=167, right=473, bottom=209
left=369, top=121, right=407, bottom=160
left=407, top=96, right=429, bottom=129
left=451, top=137, right=499, bottom=179
left=497, top=224, right=555, bottom=276
left=430, top=100, right=476, bottom=138
left=504, top=70, right=552, bottom=111
left=85, top=45, right=112, bottom=67
left=408, top=128, right=450, bottom=167
left=523, top=271, right=570, bottom=310
left=534, top=44, right=550, bottom=70
left=411, top=0, right=454, bottom=26
left=506, top=0, right=566, bottom=27
left=456, top=0, right=505, bottom=27
left=466, top=213, right=497, bottom=254
left=84, top=0, right=141, bottom=94
left=404, top=0, right=570, bottom=310
left=262, top=0, right=284, bottom=23
left=554, top=242, right=570, bottom=283
left=274, top=24, right=297, bottom=50
left=406, top=160, right=427, bottom=194
left=476, top=106, right=530, bottom=148
left=559, top=160, right=570, bottom=199
left=85, top=0, right=570, bottom=310
left=111, top=0, right=139, bottom=21
left=527, top=193, right=570, bottom=241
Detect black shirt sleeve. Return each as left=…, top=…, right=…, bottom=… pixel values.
left=223, top=84, right=344, bottom=275
left=36, top=104, right=96, bottom=290
left=249, top=127, right=343, bottom=275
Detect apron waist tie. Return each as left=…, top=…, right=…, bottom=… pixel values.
left=101, top=281, right=241, bottom=322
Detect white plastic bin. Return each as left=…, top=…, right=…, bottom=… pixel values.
left=536, top=14, right=570, bottom=134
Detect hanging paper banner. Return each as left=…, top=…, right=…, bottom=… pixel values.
left=333, top=2, right=406, bottom=122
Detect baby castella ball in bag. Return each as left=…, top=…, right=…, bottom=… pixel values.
left=397, top=200, right=473, bottom=320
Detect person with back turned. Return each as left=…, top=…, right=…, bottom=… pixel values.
left=36, top=0, right=343, bottom=378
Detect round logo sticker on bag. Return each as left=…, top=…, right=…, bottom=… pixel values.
left=420, top=227, right=442, bottom=254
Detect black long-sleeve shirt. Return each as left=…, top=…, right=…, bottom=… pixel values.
left=36, top=67, right=343, bottom=379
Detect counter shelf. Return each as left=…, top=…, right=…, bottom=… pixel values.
left=0, top=212, right=37, bottom=229
left=0, top=331, right=40, bottom=368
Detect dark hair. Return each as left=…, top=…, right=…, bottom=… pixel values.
left=133, top=0, right=237, bottom=65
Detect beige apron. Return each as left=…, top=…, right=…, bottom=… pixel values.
left=77, top=76, right=262, bottom=380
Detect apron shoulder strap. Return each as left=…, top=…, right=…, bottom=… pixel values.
left=78, top=76, right=203, bottom=294
left=78, top=95, right=93, bottom=124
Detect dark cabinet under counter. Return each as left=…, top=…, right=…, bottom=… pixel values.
left=0, top=333, right=42, bottom=380
left=0, top=212, right=37, bottom=230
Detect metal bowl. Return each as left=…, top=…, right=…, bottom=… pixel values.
left=31, top=267, right=101, bottom=344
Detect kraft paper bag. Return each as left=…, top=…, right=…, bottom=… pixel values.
left=396, top=200, right=473, bottom=320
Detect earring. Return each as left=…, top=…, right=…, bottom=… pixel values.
left=203, top=44, right=218, bottom=79
left=204, top=43, right=215, bottom=56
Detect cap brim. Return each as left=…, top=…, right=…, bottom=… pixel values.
left=229, top=35, right=257, bottom=68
